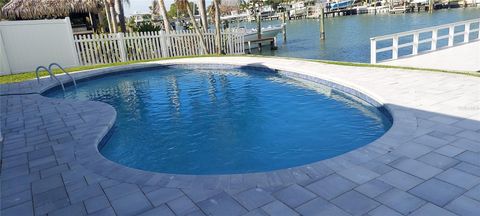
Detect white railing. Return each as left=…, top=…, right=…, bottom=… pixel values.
left=370, top=18, right=480, bottom=64
left=74, top=29, right=245, bottom=66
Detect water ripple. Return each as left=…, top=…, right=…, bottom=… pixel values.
left=45, top=66, right=392, bottom=174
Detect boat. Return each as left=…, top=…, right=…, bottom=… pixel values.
left=329, top=0, right=355, bottom=11
left=243, top=24, right=284, bottom=42
left=390, top=6, right=409, bottom=14
left=289, top=2, right=308, bottom=18
left=367, top=5, right=390, bottom=14
left=230, top=23, right=286, bottom=50
left=221, top=13, right=249, bottom=21
left=356, top=5, right=368, bottom=14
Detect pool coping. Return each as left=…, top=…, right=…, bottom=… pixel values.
left=0, top=58, right=419, bottom=189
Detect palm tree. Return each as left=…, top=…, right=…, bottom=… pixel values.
left=105, top=0, right=118, bottom=33
left=114, top=0, right=128, bottom=33
left=103, top=1, right=113, bottom=32
left=150, top=0, right=160, bottom=15
left=158, top=0, right=171, bottom=32
left=247, top=0, right=263, bottom=39
left=212, top=0, right=222, bottom=54
left=176, top=0, right=209, bottom=54
left=198, top=0, right=208, bottom=31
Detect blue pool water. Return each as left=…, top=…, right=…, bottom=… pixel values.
left=45, top=66, right=392, bottom=174
left=247, top=8, right=480, bottom=62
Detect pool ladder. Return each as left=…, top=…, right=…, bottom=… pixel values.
left=36, top=63, right=77, bottom=91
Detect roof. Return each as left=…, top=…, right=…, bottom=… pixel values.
left=1, top=0, right=103, bottom=20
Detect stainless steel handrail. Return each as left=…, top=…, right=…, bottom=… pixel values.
left=49, top=63, right=77, bottom=87
left=35, top=66, right=65, bottom=91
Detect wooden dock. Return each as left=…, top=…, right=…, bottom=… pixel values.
left=246, top=37, right=278, bottom=53
left=324, top=8, right=358, bottom=17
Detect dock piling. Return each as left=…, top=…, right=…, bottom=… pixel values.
left=256, top=9, right=261, bottom=40
left=282, top=12, right=287, bottom=42
left=320, top=7, right=325, bottom=40
left=429, top=0, right=433, bottom=13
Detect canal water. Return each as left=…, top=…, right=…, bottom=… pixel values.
left=245, top=8, right=480, bottom=63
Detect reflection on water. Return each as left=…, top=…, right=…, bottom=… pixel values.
left=45, top=66, right=392, bottom=174
left=245, top=8, right=480, bottom=62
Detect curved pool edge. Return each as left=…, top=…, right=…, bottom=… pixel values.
left=26, top=58, right=417, bottom=189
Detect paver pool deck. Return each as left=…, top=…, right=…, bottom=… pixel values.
left=1, top=56, right=480, bottom=216
left=382, top=40, right=480, bottom=72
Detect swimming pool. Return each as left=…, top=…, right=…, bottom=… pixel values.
left=44, top=65, right=392, bottom=174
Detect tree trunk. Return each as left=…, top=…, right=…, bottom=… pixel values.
left=98, top=10, right=106, bottom=33
left=105, top=5, right=113, bottom=33
left=158, top=0, right=171, bottom=32
left=256, top=10, right=261, bottom=39
left=213, top=0, right=222, bottom=54
left=198, top=0, right=208, bottom=31
left=186, top=3, right=209, bottom=54
left=115, top=0, right=127, bottom=33
left=109, top=0, right=118, bottom=33
left=110, top=6, right=118, bottom=33
left=429, top=0, right=433, bottom=13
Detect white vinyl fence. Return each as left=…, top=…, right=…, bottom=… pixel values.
left=0, top=18, right=79, bottom=75
left=370, top=18, right=480, bottom=64
left=74, top=30, right=245, bottom=65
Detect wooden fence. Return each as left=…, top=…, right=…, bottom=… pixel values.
left=73, top=30, right=245, bottom=66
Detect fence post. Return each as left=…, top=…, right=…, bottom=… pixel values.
left=412, top=33, right=419, bottom=55
left=159, top=31, right=169, bottom=57
left=242, top=33, right=245, bottom=54
left=229, top=33, right=233, bottom=54
left=392, top=35, right=399, bottom=60
left=0, top=32, right=12, bottom=75
left=448, top=26, right=454, bottom=47
left=477, top=19, right=480, bottom=40
left=117, top=33, right=127, bottom=62
left=464, top=23, right=470, bottom=43
left=431, top=29, right=437, bottom=51
left=65, top=17, right=81, bottom=67
left=370, top=38, right=376, bottom=64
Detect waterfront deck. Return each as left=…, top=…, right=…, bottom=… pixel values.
left=382, top=40, right=480, bottom=72
left=246, top=37, right=278, bottom=53
left=1, top=57, right=480, bottom=216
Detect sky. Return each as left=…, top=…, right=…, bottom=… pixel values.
left=124, top=0, right=212, bottom=16
left=124, top=0, right=161, bottom=15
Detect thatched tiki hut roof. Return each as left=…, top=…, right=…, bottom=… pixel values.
left=1, top=0, right=103, bottom=20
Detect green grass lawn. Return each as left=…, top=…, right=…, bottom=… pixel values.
left=256, top=55, right=480, bottom=78
left=0, top=62, right=133, bottom=84
left=311, top=59, right=480, bottom=77
left=0, top=56, right=216, bottom=84
left=1, top=55, right=478, bottom=84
